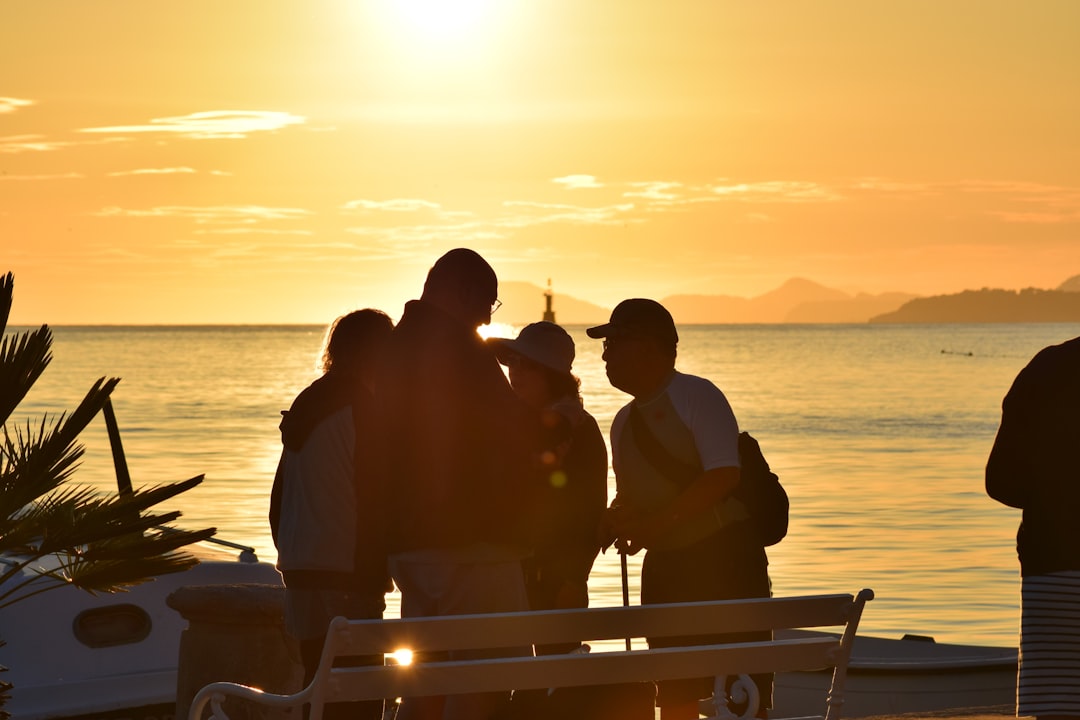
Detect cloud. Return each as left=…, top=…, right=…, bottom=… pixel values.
left=0, top=172, right=83, bottom=181
left=553, top=174, right=603, bottom=189
left=501, top=201, right=636, bottom=226
left=706, top=180, right=843, bottom=203
left=1, top=134, right=130, bottom=154
left=624, top=181, right=683, bottom=201
left=342, top=198, right=444, bottom=213
left=80, top=111, right=306, bottom=139
left=0, top=134, right=69, bottom=153
left=106, top=167, right=198, bottom=177
left=0, top=97, right=33, bottom=114
left=93, top=205, right=312, bottom=225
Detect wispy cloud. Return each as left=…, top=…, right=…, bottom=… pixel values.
left=0, top=97, right=33, bottom=114
left=0, top=172, right=83, bottom=181
left=0, top=134, right=69, bottom=153
left=624, top=181, right=683, bottom=201
left=80, top=111, right=306, bottom=139
left=342, top=198, right=444, bottom=213
left=1, top=134, right=130, bottom=154
left=341, top=198, right=474, bottom=222
left=706, top=180, right=843, bottom=203
left=953, top=180, right=1080, bottom=224
left=501, top=201, right=636, bottom=226
left=553, top=174, right=603, bottom=190
left=93, top=205, right=312, bottom=225
left=106, top=167, right=198, bottom=177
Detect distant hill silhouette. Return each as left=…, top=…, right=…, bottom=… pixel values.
left=1058, top=274, right=1080, bottom=293
left=500, top=277, right=917, bottom=325
left=498, top=281, right=609, bottom=324
left=663, top=278, right=916, bottom=324
left=870, top=287, right=1080, bottom=323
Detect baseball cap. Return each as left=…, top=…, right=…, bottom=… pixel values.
left=489, top=321, right=575, bottom=374
left=586, top=298, right=679, bottom=347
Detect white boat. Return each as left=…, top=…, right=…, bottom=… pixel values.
left=771, top=629, right=1017, bottom=718
left=0, top=398, right=284, bottom=720
left=0, top=540, right=283, bottom=720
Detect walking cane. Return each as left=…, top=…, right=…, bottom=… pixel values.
left=620, top=550, right=631, bottom=651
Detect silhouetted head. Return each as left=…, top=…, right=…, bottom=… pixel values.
left=322, top=309, right=394, bottom=380
left=587, top=298, right=678, bottom=397
left=489, top=322, right=580, bottom=407
left=421, top=248, right=499, bottom=330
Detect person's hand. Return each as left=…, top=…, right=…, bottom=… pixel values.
left=601, top=505, right=657, bottom=556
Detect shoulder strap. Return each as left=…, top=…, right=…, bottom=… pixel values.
left=627, top=403, right=701, bottom=489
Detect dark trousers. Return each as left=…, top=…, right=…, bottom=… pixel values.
left=641, top=522, right=772, bottom=710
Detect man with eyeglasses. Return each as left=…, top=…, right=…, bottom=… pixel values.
left=375, top=248, right=541, bottom=720
left=588, top=299, right=772, bottom=720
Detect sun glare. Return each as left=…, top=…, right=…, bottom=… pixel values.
left=390, top=648, right=414, bottom=666
left=478, top=321, right=517, bottom=341
left=378, top=0, right=499, bottom=45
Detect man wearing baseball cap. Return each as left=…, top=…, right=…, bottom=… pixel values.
left=588, top=299, right=771, bottom=720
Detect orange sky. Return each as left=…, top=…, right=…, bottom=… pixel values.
left=3, top=0, right=1079, bottom=324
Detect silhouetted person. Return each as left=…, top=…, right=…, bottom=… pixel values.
left=489, top=322, right=608, bottom=654
left=377, top=248, right=540, bottom=720
left=589, top=299, right=772, bottom=720
left=987, top=335, right=1080, bottom=720
left=270, top=309, right=394, bottom=720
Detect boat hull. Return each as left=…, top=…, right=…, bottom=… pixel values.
left=772, top=631, right=1017, bottom=718
left=1, top=551, right=283, bottom=720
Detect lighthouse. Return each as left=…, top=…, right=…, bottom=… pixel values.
left=542, top=279, right=556, bottom=323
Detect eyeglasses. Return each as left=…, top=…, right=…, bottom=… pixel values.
left=491, top=299, right=502, bottom=315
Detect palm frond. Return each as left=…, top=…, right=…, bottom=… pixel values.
left=0, top=377, right=119, bottom=514
left=0, top=271, right=12, bottom=335
left=0, top=325, right=53, bottom=427
left=1, top=476, right=207, bottom=555
left=1, top=525, right=216, bottom=607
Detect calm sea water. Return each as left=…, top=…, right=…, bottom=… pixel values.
left=12, top=322, right=1080, bottom=649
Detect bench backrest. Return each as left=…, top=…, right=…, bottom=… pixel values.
left=315, top=590, right=873, bottom=716
left=189, top=590, right=873, bottom=720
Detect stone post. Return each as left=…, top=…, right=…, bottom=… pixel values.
left=168, top=583, right=302, bottom=720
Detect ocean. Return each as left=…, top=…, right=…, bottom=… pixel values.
left=12, top=322, right=1080, bottom=650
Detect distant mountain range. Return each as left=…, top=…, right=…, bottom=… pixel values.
left=870, top=284, right=1080, bottom=323
left=499, top=278, right=917, bottom=325
left=498, top=274, right=1080, bottom=326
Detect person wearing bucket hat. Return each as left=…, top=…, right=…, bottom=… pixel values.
left=488, top=322, right=608, bottom=654
left=589, top=299, right=772, bottom=720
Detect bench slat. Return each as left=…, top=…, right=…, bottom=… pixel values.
left=326, top=637, right=838, bottom=701
left=334, top=593, right=859, bottom=655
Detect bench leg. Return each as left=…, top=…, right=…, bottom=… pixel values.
left=701, top=675, right=761, bottom=720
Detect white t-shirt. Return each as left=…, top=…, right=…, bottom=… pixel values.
left=611, top=371, right=743, bottom=549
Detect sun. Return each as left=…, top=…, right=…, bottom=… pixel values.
left=377, top=0, right=500, bottom=46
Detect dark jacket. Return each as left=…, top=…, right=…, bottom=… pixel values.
left=986, top=335, right=1080, bottom=576
left=527, top=398, right=608, bottom=594
left=377, top=299, right=541, bottom=554
left=270, top=372, right=390, bottom=592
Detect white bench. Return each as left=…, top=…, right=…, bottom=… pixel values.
left=189, top=589, right=873, bottom=720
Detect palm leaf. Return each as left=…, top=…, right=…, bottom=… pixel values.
left=0, top=377, right=119, bottom=515
left=0, top=271, right=11, bottom=333
left=0, top=325, right=53, bottom=427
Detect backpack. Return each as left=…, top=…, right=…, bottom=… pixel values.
left=628, top=405, right=789, bottom=546
left=735, top=431, right=789, bottom=546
